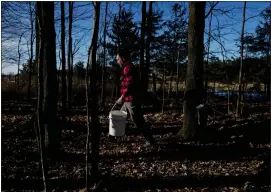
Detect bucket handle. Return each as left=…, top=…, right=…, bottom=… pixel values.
left=110, top=102, right=117, bottom=112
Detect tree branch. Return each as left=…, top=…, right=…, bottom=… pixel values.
left=205, top=2, right=219, bottom=18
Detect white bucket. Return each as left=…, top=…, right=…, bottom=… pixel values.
left=109, top=110, right=127, bottom=136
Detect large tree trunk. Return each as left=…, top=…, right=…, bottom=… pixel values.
left=67, top=2, right=73, bottom=121
left=145, top=2, right=153, bottom=93
left=140, top=1, right=146, bottom=91
left=178, top=2, right=206, bottom=140
left=40, top=1, right=59, bottom=157
left=236, top=2, right=246, bottom=118
left=101, top=2, right=108, bottom=108
left=28, top=2, right=34, bottom=100
left=86, top=2, right=101, bottom=190
left=61, top=2, right=67, bottom=124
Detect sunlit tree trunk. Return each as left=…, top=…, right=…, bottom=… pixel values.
left=178, top=2, right=206, bottom=140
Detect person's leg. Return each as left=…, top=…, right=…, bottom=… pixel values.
left=120, top=103, right=126, bottom=112
left=124, top=101, right=155, bottom=144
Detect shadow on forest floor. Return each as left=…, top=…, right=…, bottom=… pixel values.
left=1, top=99, right=270, bottom=191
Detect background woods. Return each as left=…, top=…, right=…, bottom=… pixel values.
left=1, top=1, right=270, bottom=192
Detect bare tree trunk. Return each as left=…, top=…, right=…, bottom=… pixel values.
left=228, top=86, right=230, bottom=115
left=152, top=72, right=156, bottom=96
left=176, top=46, right=180, bottom=97
left=17, top=33, right=23, bottom=101
left=61, top=2, right=67, bottom=124
left=266, top=13, right=270, bottom=98
left=86, top=2, right=101, bottom=190
left=28, top=2, right=34, bottom=100
left=178, top=2, right=206, bottom=140
left=204, top=4, right=213, bottom=101
left=114, top=2, right=122, bottom=99
left=140, top=1, right=146, bottom=94
left=35, top=10, right=39, bottom=96
left=162, top=62, right=165, bottom=114
left=67, top=2, right=74, bottom=122
left=39, top=1, right=59, bottom=158
left=236, top=2, right=246, bottom=118
left=145, top=2, right=153, bottom=93
left=168, top=70, right=173, bottom=98
left=101, top=2, right=108, bottom=108
left=36, top=2, right=46, bottom=190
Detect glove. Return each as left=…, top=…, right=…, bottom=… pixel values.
left=116, top=95, right=123, bottom=104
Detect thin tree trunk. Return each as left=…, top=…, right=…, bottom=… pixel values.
left=115, top=3, right=122, bottom=99
left=145, top=2, right=153, bottom=93
left=28, top=2, right=34, bottom=100
left=85, top=46, right=91, bottom=192
left=35, top=9, right=39, bottom=96
left=178, top=2, right=206, bottom=140
left=236, top=2, right=247, bottom=118
left=17, top=33, right=23, bottom=101
left=266, top=13, right=270, bottom=98
left=101, top=2, right=108, bottom=108
left=61, top=2, right=67, bottom=124
left=168, top=70, right=173, bottom=98
left=204, top=5, right=213, bottom=101
left=162, top=62, right=165, bottom=114
left=227, top=86, right=230, bottom=115
left=176, top=46, right=180, bottom=97
left=140, top=1, right=146, bottom=92
left=152, top=72, right=156, bottom=96
left=67, top=2, right=74, bottom=122
left=86, top=2, right=101, bottom=190
left=36, top=2, right=47, bottom=190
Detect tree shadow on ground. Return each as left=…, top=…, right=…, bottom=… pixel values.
left=2, top=169, right=269, bottom=191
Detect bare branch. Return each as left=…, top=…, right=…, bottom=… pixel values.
left=205, top=2, right=219, bottom=18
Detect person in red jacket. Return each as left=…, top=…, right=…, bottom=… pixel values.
left=116, top=49, right=156, bottom=146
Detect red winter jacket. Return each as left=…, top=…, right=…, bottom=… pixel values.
left=120, top=61, right=138, bottom=101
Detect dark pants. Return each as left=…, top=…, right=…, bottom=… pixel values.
left=121, top=101, right=155, bottom=143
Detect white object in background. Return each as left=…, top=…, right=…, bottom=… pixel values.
left=109, top=110, right=127, bottom=136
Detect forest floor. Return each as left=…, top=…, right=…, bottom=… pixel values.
left=1, top=97, right=270, bottom=192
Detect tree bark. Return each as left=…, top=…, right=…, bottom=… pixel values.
left=61, top=2, right=67, bottom=124
left=28, top=2, right=34, bottom=100
left=140, top=1, right=146, bottom=91
left=168, top=70, right=173, bottom=98
left=145, top=2, right=153, bottom=93
left=101, top=2, right=108, bottom=108
left=266, top=13, right=270, bottom=99
left=162, top=62, right=165, bottom=114
left=39, top=1, right=60, bottom=157
left=152, top=72, right=156, bottom=96
left=86, top=2, right=101, bottom=190
left=17, top=33, right=23, bottom=101
left=176, top=46, right=180, bottom=97
left=236, top=2, right=246, bottom=118
left=178, top=2, right=206, bottom=140
left=35, top=6, right=39, bottom=96
left=67, top=2, right=74, bottom=122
